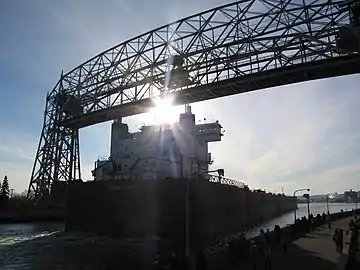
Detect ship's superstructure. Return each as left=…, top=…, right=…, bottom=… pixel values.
left=92, top=105, right=223, bottom=181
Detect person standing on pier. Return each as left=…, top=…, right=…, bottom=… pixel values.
left=333, top=229, right=339, bottom=251
left=337, top=229, right=344, bottom=253
left=333, top=228, right=344, bottom=253
left=346, top=229, right=359, bottom=270
left=264, top=229, right=272, bottom=270
left=349, top=219, right=355, bottom=232
left=249, top=240, right=258, bottom=270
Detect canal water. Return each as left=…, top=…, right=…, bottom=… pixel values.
left=246, top=202, right=357, bottom=237
left=0, top=203, right=357, bottom=269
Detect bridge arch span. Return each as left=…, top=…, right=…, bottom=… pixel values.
left=28, top=0, right=360, bottom=201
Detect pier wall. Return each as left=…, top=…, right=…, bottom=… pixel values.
left=65, top=179, right=296, bottom=253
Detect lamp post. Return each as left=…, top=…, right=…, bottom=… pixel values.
left=326, top=195, right=329, bottom=215
left=326, top=192, right=337, bottom=215
left=303, top=193, right=311, bottom=219
left=293, top=188, right=310, bottom=223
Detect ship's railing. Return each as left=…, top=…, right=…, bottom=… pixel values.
left=195, top=118, right=220, bottom=125
left=208, top=173, right=246, bottom=189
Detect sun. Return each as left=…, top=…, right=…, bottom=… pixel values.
left=151, top=96, right=178, bottom=124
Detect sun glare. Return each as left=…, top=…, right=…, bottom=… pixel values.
left=151, top=96, right=178, bottom=124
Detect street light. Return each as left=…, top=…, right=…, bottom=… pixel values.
left=326, top=192, right=337, bottom=215
left=293, top=188, right=310, bottom=223
left=303, top=193, right=311, bottom=219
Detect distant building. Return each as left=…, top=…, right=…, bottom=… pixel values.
left=344, top=189, right=359, bottom=203
left=92, top=105, right=223, bottom=181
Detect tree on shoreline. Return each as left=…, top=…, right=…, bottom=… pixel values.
left=0, top=175, right=10, bottom=208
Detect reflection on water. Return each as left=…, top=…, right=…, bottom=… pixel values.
left=0, top=223, right=64, bottom=246
left=0, top=223, right=63, bottom=270
left=0, top=203, right=357, bottom=269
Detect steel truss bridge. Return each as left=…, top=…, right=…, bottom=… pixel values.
left=28, top=0, right=360, bottom=201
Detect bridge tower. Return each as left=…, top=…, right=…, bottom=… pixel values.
left=28, top=73, right=82, bottom=202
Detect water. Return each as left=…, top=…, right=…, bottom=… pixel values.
left=0, top=203, right=357, bottom=269
left=246, top=202, right=358, bottom=238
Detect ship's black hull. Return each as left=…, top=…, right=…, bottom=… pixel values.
left=65, top=178, right=296, bottom=255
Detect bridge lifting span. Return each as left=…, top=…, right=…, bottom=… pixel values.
left=28, top=0, right=360, bottom=201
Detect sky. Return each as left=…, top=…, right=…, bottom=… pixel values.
left=0, top=0, right=360, bottom=195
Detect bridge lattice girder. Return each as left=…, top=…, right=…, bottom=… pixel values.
left=28, top=0, right=360, bottom=201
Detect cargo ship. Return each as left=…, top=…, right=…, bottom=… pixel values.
left=92, top=104, right=223, bottom=182
left=65, top=104, right=296, bottom=255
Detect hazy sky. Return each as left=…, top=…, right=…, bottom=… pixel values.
left=1, top=0, right=359, bottom=195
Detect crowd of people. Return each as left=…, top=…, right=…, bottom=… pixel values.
left=149, top=210, right=359, bottom=270
left=226, top=210, right=359, bottom=270
left=226, top=224, right=290, bottom=270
